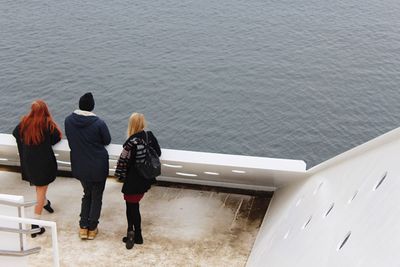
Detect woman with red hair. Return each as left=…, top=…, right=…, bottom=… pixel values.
left=13, top=100, right=62, bottom=237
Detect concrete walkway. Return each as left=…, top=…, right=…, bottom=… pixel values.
left=0, top=170, right=270, bottom=267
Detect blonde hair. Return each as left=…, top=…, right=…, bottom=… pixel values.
left=127, top=112, right=147, bottom=137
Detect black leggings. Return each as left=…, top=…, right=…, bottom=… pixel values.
left=125, top=202, right=141, bottom=232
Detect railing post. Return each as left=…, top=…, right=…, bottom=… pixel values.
left=51, top=224, right=59, bottom=267
left=17, top=206, right=23, bottom=252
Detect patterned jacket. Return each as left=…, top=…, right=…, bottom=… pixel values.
left=115, top=130, right=161, bottom=194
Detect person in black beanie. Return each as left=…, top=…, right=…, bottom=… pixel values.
left=79, top=92, right=95, bottom=111
left=65, top=92, right=111, bottom=240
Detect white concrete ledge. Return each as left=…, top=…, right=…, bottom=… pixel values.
left=0, top=134, right=306, bottom=191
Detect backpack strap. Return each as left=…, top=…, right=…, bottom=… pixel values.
left=144, top=131, right=149, bottom=145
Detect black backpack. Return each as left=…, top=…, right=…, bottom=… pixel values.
left=134, top=131, right=161, bottom=179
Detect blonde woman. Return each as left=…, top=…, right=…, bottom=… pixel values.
left=115, top=113, right=161, bottom=250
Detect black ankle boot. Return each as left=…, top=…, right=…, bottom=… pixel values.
left=125, top=231, right=134, bottom=249
left=134, top=230, right=143, bottom=244
left=122, top=229, right=142, bottom=244
left=122, top=228, right=133, bottom=243
left=31, top=224, right=45, bottom=238
left=43, top=200, right=54, bottom=213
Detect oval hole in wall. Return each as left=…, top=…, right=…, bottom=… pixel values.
left=283, top=229, right=290, bottom=240
left=163, top=163, right=183, bottom=169
left=232, top=170, right=246, bottom=174
left=176, top=172, right=198, bottom=177
left=204, top=171, right=220, bottom=176
left=302, top=216, right=312, bottom=230
left=348, top=190, right=358, bottom=204
left=325, top=203, right=335, bottom=218
left=295, top=197, right=303, bottom=207
left=313, top=182, right=324, bottom=195
left=337, top=231, right=351, bottom=251
left=373, top=172, right=388, bottom=191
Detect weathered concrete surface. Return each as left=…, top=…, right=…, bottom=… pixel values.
left=0, top=171, right=270, bottom=267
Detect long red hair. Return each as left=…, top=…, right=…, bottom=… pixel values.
left=20, top=100, right=62, bottom=145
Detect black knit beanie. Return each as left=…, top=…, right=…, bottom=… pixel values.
left=79, top=92, right=95, bottom=111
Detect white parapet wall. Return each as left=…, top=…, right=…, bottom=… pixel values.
left=0, top=133, right=306, bottom=191
left=247, top=127, right=400, bottom=266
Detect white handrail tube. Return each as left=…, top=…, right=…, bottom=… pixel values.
left=0, top=215, right=59, bottom=267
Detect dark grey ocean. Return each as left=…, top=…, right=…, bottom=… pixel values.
left=1, top=0, right=400, bottom=167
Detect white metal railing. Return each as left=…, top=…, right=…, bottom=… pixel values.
left=0, top=215, right=59, bottom=267
left=0, top=200, right=37, bottom=208
left=0, top=199, right=40, bottom=259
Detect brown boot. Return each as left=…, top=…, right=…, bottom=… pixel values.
left=87, top=228, right=98, bottom=240
left=79, top=228, right=88, bottom=240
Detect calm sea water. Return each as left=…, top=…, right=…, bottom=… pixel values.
left=1, top=0, right=400, bottom=167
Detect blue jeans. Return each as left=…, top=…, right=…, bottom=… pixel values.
left=79, top=180, right=106, bottom=230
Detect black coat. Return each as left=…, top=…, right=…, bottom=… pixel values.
left=65, top=112, right=111, bottom=182
left=122, top=131, right=161, bottom=195
left=13, top=125, right=61, bottom=186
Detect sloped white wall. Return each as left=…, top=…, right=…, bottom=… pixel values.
left=247, top=128, right=400, bottom=267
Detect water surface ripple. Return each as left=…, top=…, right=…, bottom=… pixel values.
left=1, top=0, right=400, bottom=167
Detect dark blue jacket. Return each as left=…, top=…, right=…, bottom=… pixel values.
left=65, top=112, right=111, bottom=182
